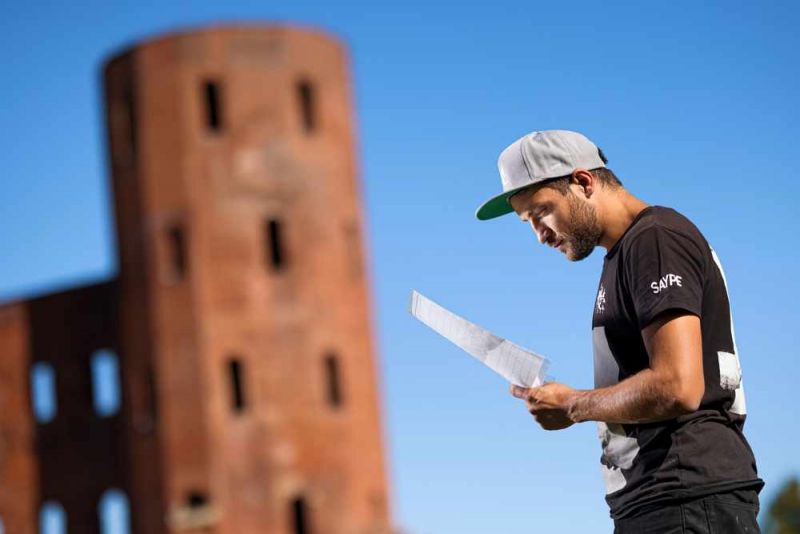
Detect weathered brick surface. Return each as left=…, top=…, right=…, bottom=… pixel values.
left=0, top=304, right=37, bottom=534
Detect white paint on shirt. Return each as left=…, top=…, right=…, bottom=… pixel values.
left=593, top=326, right=641, bottom=495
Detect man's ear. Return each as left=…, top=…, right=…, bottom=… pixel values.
left=571, top=168, right=595, bottom=199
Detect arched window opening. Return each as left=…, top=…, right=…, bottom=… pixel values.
left=99, top=489, right=131, bottom=534
left=92, top=349, right=121, bottom=417
left=31, top=362, right=57, bottom=424
left=40, top=501, right=66, bottom=534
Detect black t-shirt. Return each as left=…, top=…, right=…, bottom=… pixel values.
left=592, top=206, right=763, bottom=519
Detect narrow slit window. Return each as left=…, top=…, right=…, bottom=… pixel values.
left=92, top=349, right=121, bottom=417
left=124, top=83, right=137, bottom=163
left=324, top=354, right=343, bottom=408
left=228, top=358, right=246, bottom=413
left=291, top=497, right=310, bottom=534
left=0, top=515, right=4, bottom=534
left=343, top=222, right=363, bottom=279
left=146, top=365, right=158, bottom=422
left=203, top=81, right=222, bottom=132
left=167, top=225, right=187, bottom=281
left=40, top=501, right=66, bottom=534
left=31, top=362, right=57, bottom=424
left=264, top=218, right=286, bottom=271
left=296, top=80, right=316, bottom=133
left=99, top=489, right=131, bottom=534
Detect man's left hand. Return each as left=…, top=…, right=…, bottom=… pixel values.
left=510, top=382, right=578, bottom=431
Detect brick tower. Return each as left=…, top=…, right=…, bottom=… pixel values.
left=0, top=25, right=391, bottom=534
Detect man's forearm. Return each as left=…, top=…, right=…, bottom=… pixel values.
left=566, top=369, right=696, bottom=424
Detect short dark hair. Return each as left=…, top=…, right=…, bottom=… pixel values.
left=541, top=167, right=623, bottom=195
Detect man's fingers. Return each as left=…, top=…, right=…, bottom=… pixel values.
left=533, top=409, right=561, bottom=425
left=510, top=384, right=531, bottom=400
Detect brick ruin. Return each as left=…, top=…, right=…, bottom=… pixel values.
left=0, top=25, right=390, bottom=534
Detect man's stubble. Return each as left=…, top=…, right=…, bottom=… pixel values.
left=563, top=192, right=603, bottom=262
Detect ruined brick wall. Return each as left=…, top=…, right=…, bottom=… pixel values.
left=0, top=24, right=390, bottom=534
left=0, top=303, right=37, bottom=534
left=0, top=282, right=125, bottom=534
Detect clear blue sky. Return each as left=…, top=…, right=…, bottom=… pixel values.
left=2, top=2, right=799, bottom=532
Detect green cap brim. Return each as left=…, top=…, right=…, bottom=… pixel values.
left=475, top=184, right=533, bottom=221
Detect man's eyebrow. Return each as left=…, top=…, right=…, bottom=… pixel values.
left=528, top=202, right=550, bottom=219
left=516, top=196, right=550, bottom=221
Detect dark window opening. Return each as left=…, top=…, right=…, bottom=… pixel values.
left=203, top=81, right=222, bottom=132
left=31, top=362, right=57, bottom=424
left=167, top=225, right=187, bottom=281
left=186, top=492, right=208, bottom=509
left=370, top=492, right=387, bottom=516
left=228, top=358, right=246, bottom=413
left=40, top=501, right=66, bottom=534
left=265, top=218, right=286, bottom=272
left=343, top=222, right=363, bottom=279
left=291, top=497, right=310, bottom=534
left=324, top=354, right=343, bottom=408
left=146, top=365, right=158, bottom=422
left=91, top=349, right=121, bottom=417
left=124, top=83, right=137, bottom=162
left=296, top=80, right=316, bottom=133
left=99, top=489, right=131, bottom=534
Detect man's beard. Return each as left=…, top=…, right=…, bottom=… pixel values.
left=562, top=193, right=602, bottom=261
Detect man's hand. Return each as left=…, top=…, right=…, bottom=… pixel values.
left=510, top=382, right=578, bottom=431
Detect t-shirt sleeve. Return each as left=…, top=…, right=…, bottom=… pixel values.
left=623, top=224, right=706, bottom=330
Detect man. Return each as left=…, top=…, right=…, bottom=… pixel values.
left=476, top=130, right=763, bottom=533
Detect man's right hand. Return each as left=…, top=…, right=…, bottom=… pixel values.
left=510, top=383, right=576, bottom=431
left=529, top=408, right=575, bottom=431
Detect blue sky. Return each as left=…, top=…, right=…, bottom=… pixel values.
left=2, top=1, right=799, bottom=532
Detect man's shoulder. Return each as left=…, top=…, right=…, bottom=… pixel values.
left=623, top=206, right=708, bottom=250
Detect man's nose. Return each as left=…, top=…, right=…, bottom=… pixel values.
left=529, top=219, right=549, bottom=245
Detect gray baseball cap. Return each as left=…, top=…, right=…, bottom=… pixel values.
left=475, top=130, right=607, bottom=220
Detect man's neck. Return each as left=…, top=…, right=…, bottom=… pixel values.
left=597, top=189, right=649, bottom=251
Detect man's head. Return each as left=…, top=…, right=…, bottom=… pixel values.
left=476, top=130, right=623, bottom=261
left=508, top=168, right=622, bottom=261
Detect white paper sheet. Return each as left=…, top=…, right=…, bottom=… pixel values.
left=409, top=290, right=549, bottom=387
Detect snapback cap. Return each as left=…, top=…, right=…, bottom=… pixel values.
left=475, top=130, right=607, bottom=220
